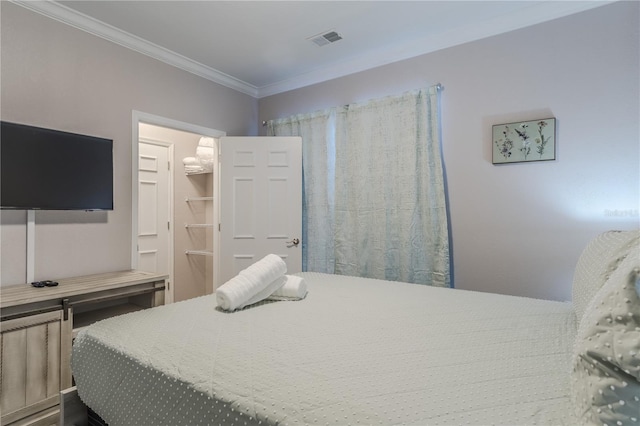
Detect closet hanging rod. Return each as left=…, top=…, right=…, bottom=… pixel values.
left=185, top=250, right=214, bottom=256
left=185, top=196, right=213, bottom=202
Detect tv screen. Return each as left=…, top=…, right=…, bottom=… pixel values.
left=1, top=121, right=113, bottom=210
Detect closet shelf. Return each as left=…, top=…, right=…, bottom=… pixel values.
left=185, top=250, right=214, bottom=256
left=185, top=196, right=213, bottom=202
left=185, top=169, right=212, bottom=176
left=185, top=223, right=214, bottom=228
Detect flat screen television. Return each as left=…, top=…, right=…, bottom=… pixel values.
left=1, top=121, right=114, bottom=210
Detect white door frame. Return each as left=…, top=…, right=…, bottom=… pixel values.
left=131, top=111, right=225, bottom=299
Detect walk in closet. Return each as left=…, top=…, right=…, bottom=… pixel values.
left=137, top=123, right=220, bottom=303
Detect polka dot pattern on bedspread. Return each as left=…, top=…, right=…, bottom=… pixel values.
left=572, top=230, right=639, bottom=326
left=571, top=243, right=640, bottom=426
left=72, top=272, right=578, bottom=426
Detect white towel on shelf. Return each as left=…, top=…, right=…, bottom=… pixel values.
left=216, top=254, right=287, bottom=311
left=182, top=156, right=199, bottom=166
left=268, top=275, right=308, bottom=301
left=196, top=146, right=214, bottom=160
left=198, top=137, right=214, bottom=147
left=184, top=165, right=205, bottom=173
left=198, top=162, right=213, bottom=172
left=196, top=146, right=214, bottom=171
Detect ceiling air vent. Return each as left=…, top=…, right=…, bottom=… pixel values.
left=308, top=30, right=343, bottom=47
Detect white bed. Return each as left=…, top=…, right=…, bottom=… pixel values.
left=72, top=230, right=640, bottom=426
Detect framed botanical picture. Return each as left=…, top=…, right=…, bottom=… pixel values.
left=492, top=118, right=556, bottom=164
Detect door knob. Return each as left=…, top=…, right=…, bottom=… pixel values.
left=286, top=238, right=300, bottom=246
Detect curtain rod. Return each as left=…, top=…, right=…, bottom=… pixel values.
left=262, top=83, right=443, bottom=126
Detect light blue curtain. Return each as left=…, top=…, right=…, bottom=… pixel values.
left=269, top=86, right=450, bottom=287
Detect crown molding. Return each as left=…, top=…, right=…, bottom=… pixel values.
left=11, top=0, right=259, bottom=98
left=13, top=0, right=614, bottom=99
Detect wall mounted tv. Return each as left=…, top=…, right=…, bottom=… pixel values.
left=1, top=121, right=113, bottom=210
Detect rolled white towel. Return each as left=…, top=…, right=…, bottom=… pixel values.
left=218, top=275, right=286, bottom=311
left=182, top=156, right=199, bottom=166
left=268, top=275, right=307, bottom=300
left=216, top=254, right=287, bottom=311
left=198, top=137, right=214, bottom=147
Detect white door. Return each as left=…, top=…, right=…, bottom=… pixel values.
left=138, top=142, right=172, bottom=301
left=219, top=136, right=302, bottom=285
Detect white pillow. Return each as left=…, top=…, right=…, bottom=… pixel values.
left=572, top=230, right=639, bottom=325
left=571, top=244, right=640, bottom=425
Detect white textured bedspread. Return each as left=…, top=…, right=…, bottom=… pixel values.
left=72, top=272, right=577, bottom=425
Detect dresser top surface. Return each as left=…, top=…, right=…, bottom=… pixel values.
left=0, top=270, right=167, bottom=308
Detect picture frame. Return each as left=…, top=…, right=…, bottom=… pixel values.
left=492, top=118, right=556, bottom=164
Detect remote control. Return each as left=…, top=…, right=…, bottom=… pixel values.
left=31, top=280, right=59, bottom=288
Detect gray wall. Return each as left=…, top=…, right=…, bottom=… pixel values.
left=0, top=2, right=257, bottom=285
left=259, top=2, right=640, bottom=301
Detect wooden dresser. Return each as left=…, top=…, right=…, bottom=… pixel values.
left=0, top=270, right=166, bottom=426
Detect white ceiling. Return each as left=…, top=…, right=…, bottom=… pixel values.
left=16, top=1, right=612, bottom=98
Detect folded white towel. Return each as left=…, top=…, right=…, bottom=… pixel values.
left=196, top=146, right=214, bottom=160
left=184, top=165, right=205, bottom=173
left=216, top=254, right=287, bottom=311
left=182, top=156, right=199, bottom=166
left=196, top=145, right=214, bottom=171
left=199, top=162, right=213, bottom=172
left=198, top=137, right=214, bottom=147
left=268, top=275, right=307, bottom=300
